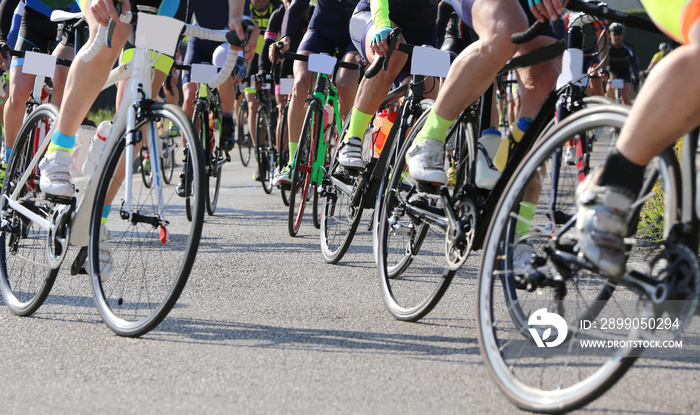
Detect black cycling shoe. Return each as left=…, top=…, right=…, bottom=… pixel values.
left=176, top=169, right=187, bottom=197
left=221, top=117, right=235, bottom=152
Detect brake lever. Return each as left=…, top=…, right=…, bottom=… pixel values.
left=382, top=28, right=401, bottom=71
left=106, top=0, right=125, bottom=48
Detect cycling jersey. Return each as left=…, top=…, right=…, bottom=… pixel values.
left=607, top=43, right=639, bottom=81
left=0, top=0, right=21, bottom=44
left=350, top=0, right=439, bottom=61
left=26, top=0, right=78, bottom=17
left=244, top=0, right=281, bottom=56
left=640, top=0, right=699, bottom=44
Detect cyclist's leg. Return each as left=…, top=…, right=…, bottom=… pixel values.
left=338, top=10, right=409, bottom=170
left=406, top=0, right=527, bottom=183
left=49, top=43, right=74, bottom=108
left=577, top=7, right=700, bottom=277
left=3, top=6, right=61, bottom=151
left=335, top=48, right=360, bottom=120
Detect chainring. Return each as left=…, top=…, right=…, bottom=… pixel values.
left=639, top=244, right=700, bottom=338
left=445, top=198, right=476, bottom=271
left=46, top=204, right=72, bottom=269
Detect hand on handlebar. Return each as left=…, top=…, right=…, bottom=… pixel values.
left=91, top=0, right=129, bottom=26
left=0, top=42, right=10, bottom=70
left=370, top=26, right=393, bottom=57
left=229, top=16, right=259, bottom=63
left=529, top=0, right=568, bottom=23
left=269, top=37, right=290, bottom=64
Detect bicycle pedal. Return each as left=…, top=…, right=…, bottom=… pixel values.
left=43, top=194, right=76, bottom=207
left=225, top=153, right=232, bottom=162
left=415, top=181, right=442, bottom=194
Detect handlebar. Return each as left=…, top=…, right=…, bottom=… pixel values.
left=511, top=0, right=661, bottom=44
left=365, top=27, right=402, bottom=79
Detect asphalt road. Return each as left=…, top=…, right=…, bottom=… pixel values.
left=1, top=157, right=698, bottom=414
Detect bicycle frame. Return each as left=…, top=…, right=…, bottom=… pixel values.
left=290, top=71, right=342, bottom=186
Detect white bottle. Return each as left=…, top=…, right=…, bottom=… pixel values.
left=71, top=123, right=96, bottom=176
left=475, top=128, right=503, bottom=189
left=82, top=120, right=112, bottom=178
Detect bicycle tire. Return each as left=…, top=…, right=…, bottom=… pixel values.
left=320, top=112, right=363, bottom=264
left=184, top=155, right=195, bottom=222
left=0, top=104, right=60, bottom=316
left=89, top=102, right=205, bottom=337
left=257, top=109, right=274, bottom=194
left=288, top=101, right=318, bottom=237
left=477, top=104, right=680, bottom=413
left=237, top=104, right=252, bottom=167
left=161, top=126, right=176, bottom=185
left=139, top=145, right=153, bottom=188
left=279, top=103, right=290, bottom=206
left=374, top=100, right=456, bottom=321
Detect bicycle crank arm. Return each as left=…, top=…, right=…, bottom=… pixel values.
left=403, top=202, right=449, bottom=231
left=330, top=176, right=353, bottom=198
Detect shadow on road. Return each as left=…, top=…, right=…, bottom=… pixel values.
left=148, top=317, right=479, bottom=360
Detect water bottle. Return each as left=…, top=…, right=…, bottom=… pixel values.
left=82, top=121, right=112, bottom=178
left=494, top=117, right=532, bottom=172
left=475, top=128, right=503, bottom=189
left=71, top=123, right=96, bottom=175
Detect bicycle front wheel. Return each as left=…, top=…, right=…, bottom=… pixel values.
left=477, top=104, right=680, bottom=412
left=237, top=104, right=252, bottom=166
left=257, top=109, right=274, bottom=194
left=288, top=101, right=317, bottom=237
left=0, top=104, right=60, bottom=316
left=278, top=104, right=290, bottom=206
left=320, top=112, right=363, bottom=264
left=160, top=122, right=176, bottom=185
left=89, top=103, right=205, bottom=337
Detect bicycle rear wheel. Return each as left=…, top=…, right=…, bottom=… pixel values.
left=237, top=103, right=252, bottom=166
left=257, top=110, right=274, bottom=194
left=477, top=105, right=681, bottom=413
left=320, top=112, right=363, bottom=264
left=288, top=102, right=317, bottom=237
left=0, top=104, right=59, bottom=316
left=374, top=102, right=458, bottom=321
left=89, top=103, right=205, bottom=337
left=139, top=144, right=153, bottom=188
left=278, top=104, right=290, bottom=206
left=160, top=122, right=176, bottom=185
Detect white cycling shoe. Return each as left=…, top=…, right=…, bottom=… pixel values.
left=39, top=149, right=74, bottom=198
left=405, top=138, right=447, bottom=185
left=338, top=137, right=366, bottom=170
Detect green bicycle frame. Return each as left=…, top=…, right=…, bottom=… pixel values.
left=290, top=71, right=343, bottom=185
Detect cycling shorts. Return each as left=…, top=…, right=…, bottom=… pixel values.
left=182, top=37, right=222, bottom=84
left=640, top=0, right=700, bottom=44
left=349, top=8, right=437, bottom=86
left=15, top=5, right=59, bottom=54
left=298, top=28, right=356, bottom=56
left=118, top=0, right=186, bottom=75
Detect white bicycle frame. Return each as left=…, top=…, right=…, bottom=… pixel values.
left=4, top=9, right=240, bottom=248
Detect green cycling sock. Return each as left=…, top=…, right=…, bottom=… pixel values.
left=515, top=201, right=537, bottom=238
left=415, top=109, right=455, bottom=144
left=343, top=108, right=373, bottom=143
left=288, top=141, right=298, bottom=167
